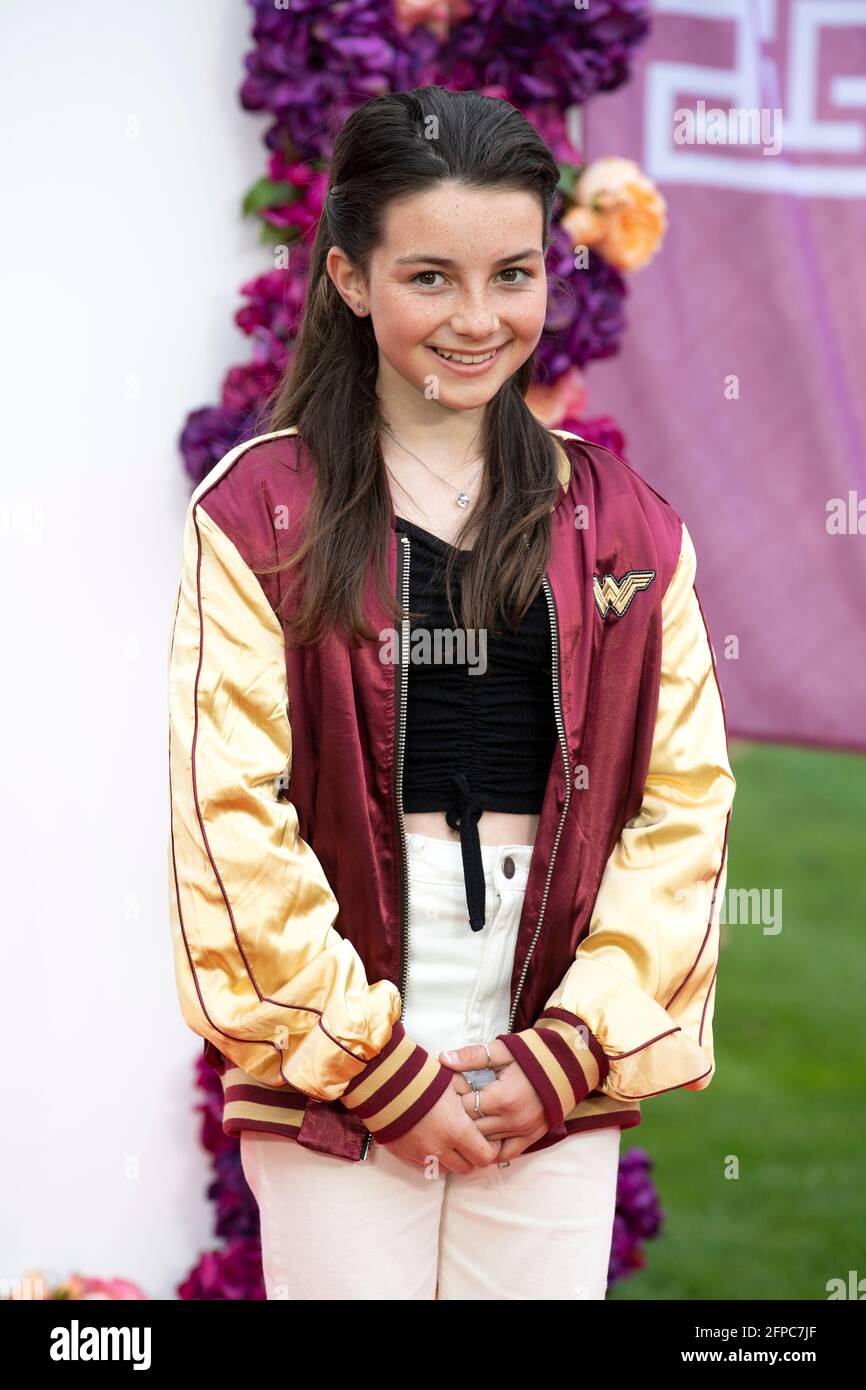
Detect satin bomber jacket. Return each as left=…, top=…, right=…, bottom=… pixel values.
left=167, top=426, right=736, bottom=1163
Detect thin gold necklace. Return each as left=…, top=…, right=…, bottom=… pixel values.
left=381, top=423, right=484, bottom=508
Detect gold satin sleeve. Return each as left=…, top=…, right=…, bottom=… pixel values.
left=540, top=519, right=736, bottom=1102
left=167, top=499, right=402, bottom=1099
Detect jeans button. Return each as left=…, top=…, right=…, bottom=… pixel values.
left=502, top=855, right=515, bottom=879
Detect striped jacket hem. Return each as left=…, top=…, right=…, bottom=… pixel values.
left=211, top=1049, right=641, bottom=1152
left=337, top=1020, right=454, bottom=1141
left=496, top=1007, right=610, bottom=1130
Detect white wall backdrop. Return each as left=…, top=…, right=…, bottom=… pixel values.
left=0, top=1, right=271, bottom=1297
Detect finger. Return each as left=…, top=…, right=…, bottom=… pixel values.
left=439, top=1044, right=494, bottom=1071
left=496, top=1125, right=548, bottom=1162
left=449, top=1073, right=475, bottom=1097
left=459, top=1078, right=508, bottom=1115
left=440, top=1041, right=513, bottom=1072
left=409, top=1143, right=475, bottom=1176
left=474, top=1119, right=524, bottom=1141
left=459, top=1079, right=524, bottom=1131
left=459, top=1092, right=507, bottom=1128
left=461, top=1089, right=544, bottom=1142
left=454, top=1118, right=502, bottom=1169
left=435, top=1146, right=475, bottom=1176
left=484, top=1039, right=517, bottom=1070
left=464, top=1104, right=528, bottom=1140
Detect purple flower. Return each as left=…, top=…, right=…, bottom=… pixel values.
left=526, top=102, right=583, bottom=163
left=240, top=0, right=431, bottom=160
left=235, top=265, right=309, bottom=342
left=605, top=1146, right=665, bottom=1287
left=220, top=358, right=285, bottom=415
left=439, top=0, right=650, bottom=113
left=177, top=1238, right=266, bottom=1301
left=178, top=405, right=259, bottom=489
left=209, top=1146, right=261, bottom=1243
left=535, top=227, right=628, bottom=382
left=258, top=157, right=329, bottom=241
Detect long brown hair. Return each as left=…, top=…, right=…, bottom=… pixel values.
left=251, top=85, right=565, bottom=647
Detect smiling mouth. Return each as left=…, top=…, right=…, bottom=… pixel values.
left=428, top=344, right=509, bottom=364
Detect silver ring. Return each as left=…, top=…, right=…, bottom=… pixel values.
left=473, top=1087, right=483, bottom=1117
left=482, top=1042, right=492, bottom=1068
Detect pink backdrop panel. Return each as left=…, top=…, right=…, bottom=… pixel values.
left=580, top=0, right=866, bottom=751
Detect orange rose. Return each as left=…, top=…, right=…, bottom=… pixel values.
left=596, top=181, right=667, bottom=271
left=560, top=204, right=605, bottom=253
left=565, top=157, right=667, bottom=272
left=575, top=156, right=645, bottom=207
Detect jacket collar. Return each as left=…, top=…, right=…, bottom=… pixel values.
left=209, top=422, right=577, bottom=523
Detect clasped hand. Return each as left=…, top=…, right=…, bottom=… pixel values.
left=378, top=1039, right=548, bottom=1175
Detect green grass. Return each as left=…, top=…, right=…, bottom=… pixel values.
left=609, top=739, right=866, bottom=1301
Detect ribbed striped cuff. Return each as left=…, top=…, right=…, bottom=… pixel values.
left=496, top=1007, right=610, bottom=1131
left=339, top=1020, right=453, bottom=1143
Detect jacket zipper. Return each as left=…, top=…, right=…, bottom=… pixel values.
left=361, top=531, right=411, bottom=1164
left=396, top=534, right=412, bottom=1005
left=507, top=574, right=571, bottom=1032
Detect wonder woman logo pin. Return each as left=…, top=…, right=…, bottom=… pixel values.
left=593, top=568, right=656, bottom=619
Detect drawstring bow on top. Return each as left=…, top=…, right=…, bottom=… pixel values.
left=444, top=770, right=486, bottom=931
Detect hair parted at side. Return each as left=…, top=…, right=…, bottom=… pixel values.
left=250, top=84, right=566, bottom=648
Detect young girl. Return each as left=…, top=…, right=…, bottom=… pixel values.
left=167, top=86, right=736, bottom=1300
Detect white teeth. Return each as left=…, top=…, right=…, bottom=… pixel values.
left=431, top=347, right=497, bottom=364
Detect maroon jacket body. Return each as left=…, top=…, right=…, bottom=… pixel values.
left=167, top=426, right=736, bottom=1162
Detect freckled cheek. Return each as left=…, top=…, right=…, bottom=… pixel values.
left=374, top=295, right=440, bottom=350
left=509, top=293, right=548, bottom=343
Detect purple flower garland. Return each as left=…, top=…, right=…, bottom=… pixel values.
left=178, top=0, right=661, bottom=1300
left=240, top=0, right=649, bottom=161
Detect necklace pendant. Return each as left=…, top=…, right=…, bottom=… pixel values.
left=456, top=492, right=470, bottom=508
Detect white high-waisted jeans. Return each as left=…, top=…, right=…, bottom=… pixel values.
left=240, top=831, right=621, bottom=1300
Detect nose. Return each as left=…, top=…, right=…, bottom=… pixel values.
left=447, top=290, right=501, bottom=341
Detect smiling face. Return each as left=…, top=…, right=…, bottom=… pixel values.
left=328, top=181, right=549, bottom=416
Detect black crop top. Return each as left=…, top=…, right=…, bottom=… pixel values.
left=395, top=515, right=558, bottom=931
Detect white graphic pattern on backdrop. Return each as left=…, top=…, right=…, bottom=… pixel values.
left=646, top=0, right=866, bottom=196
